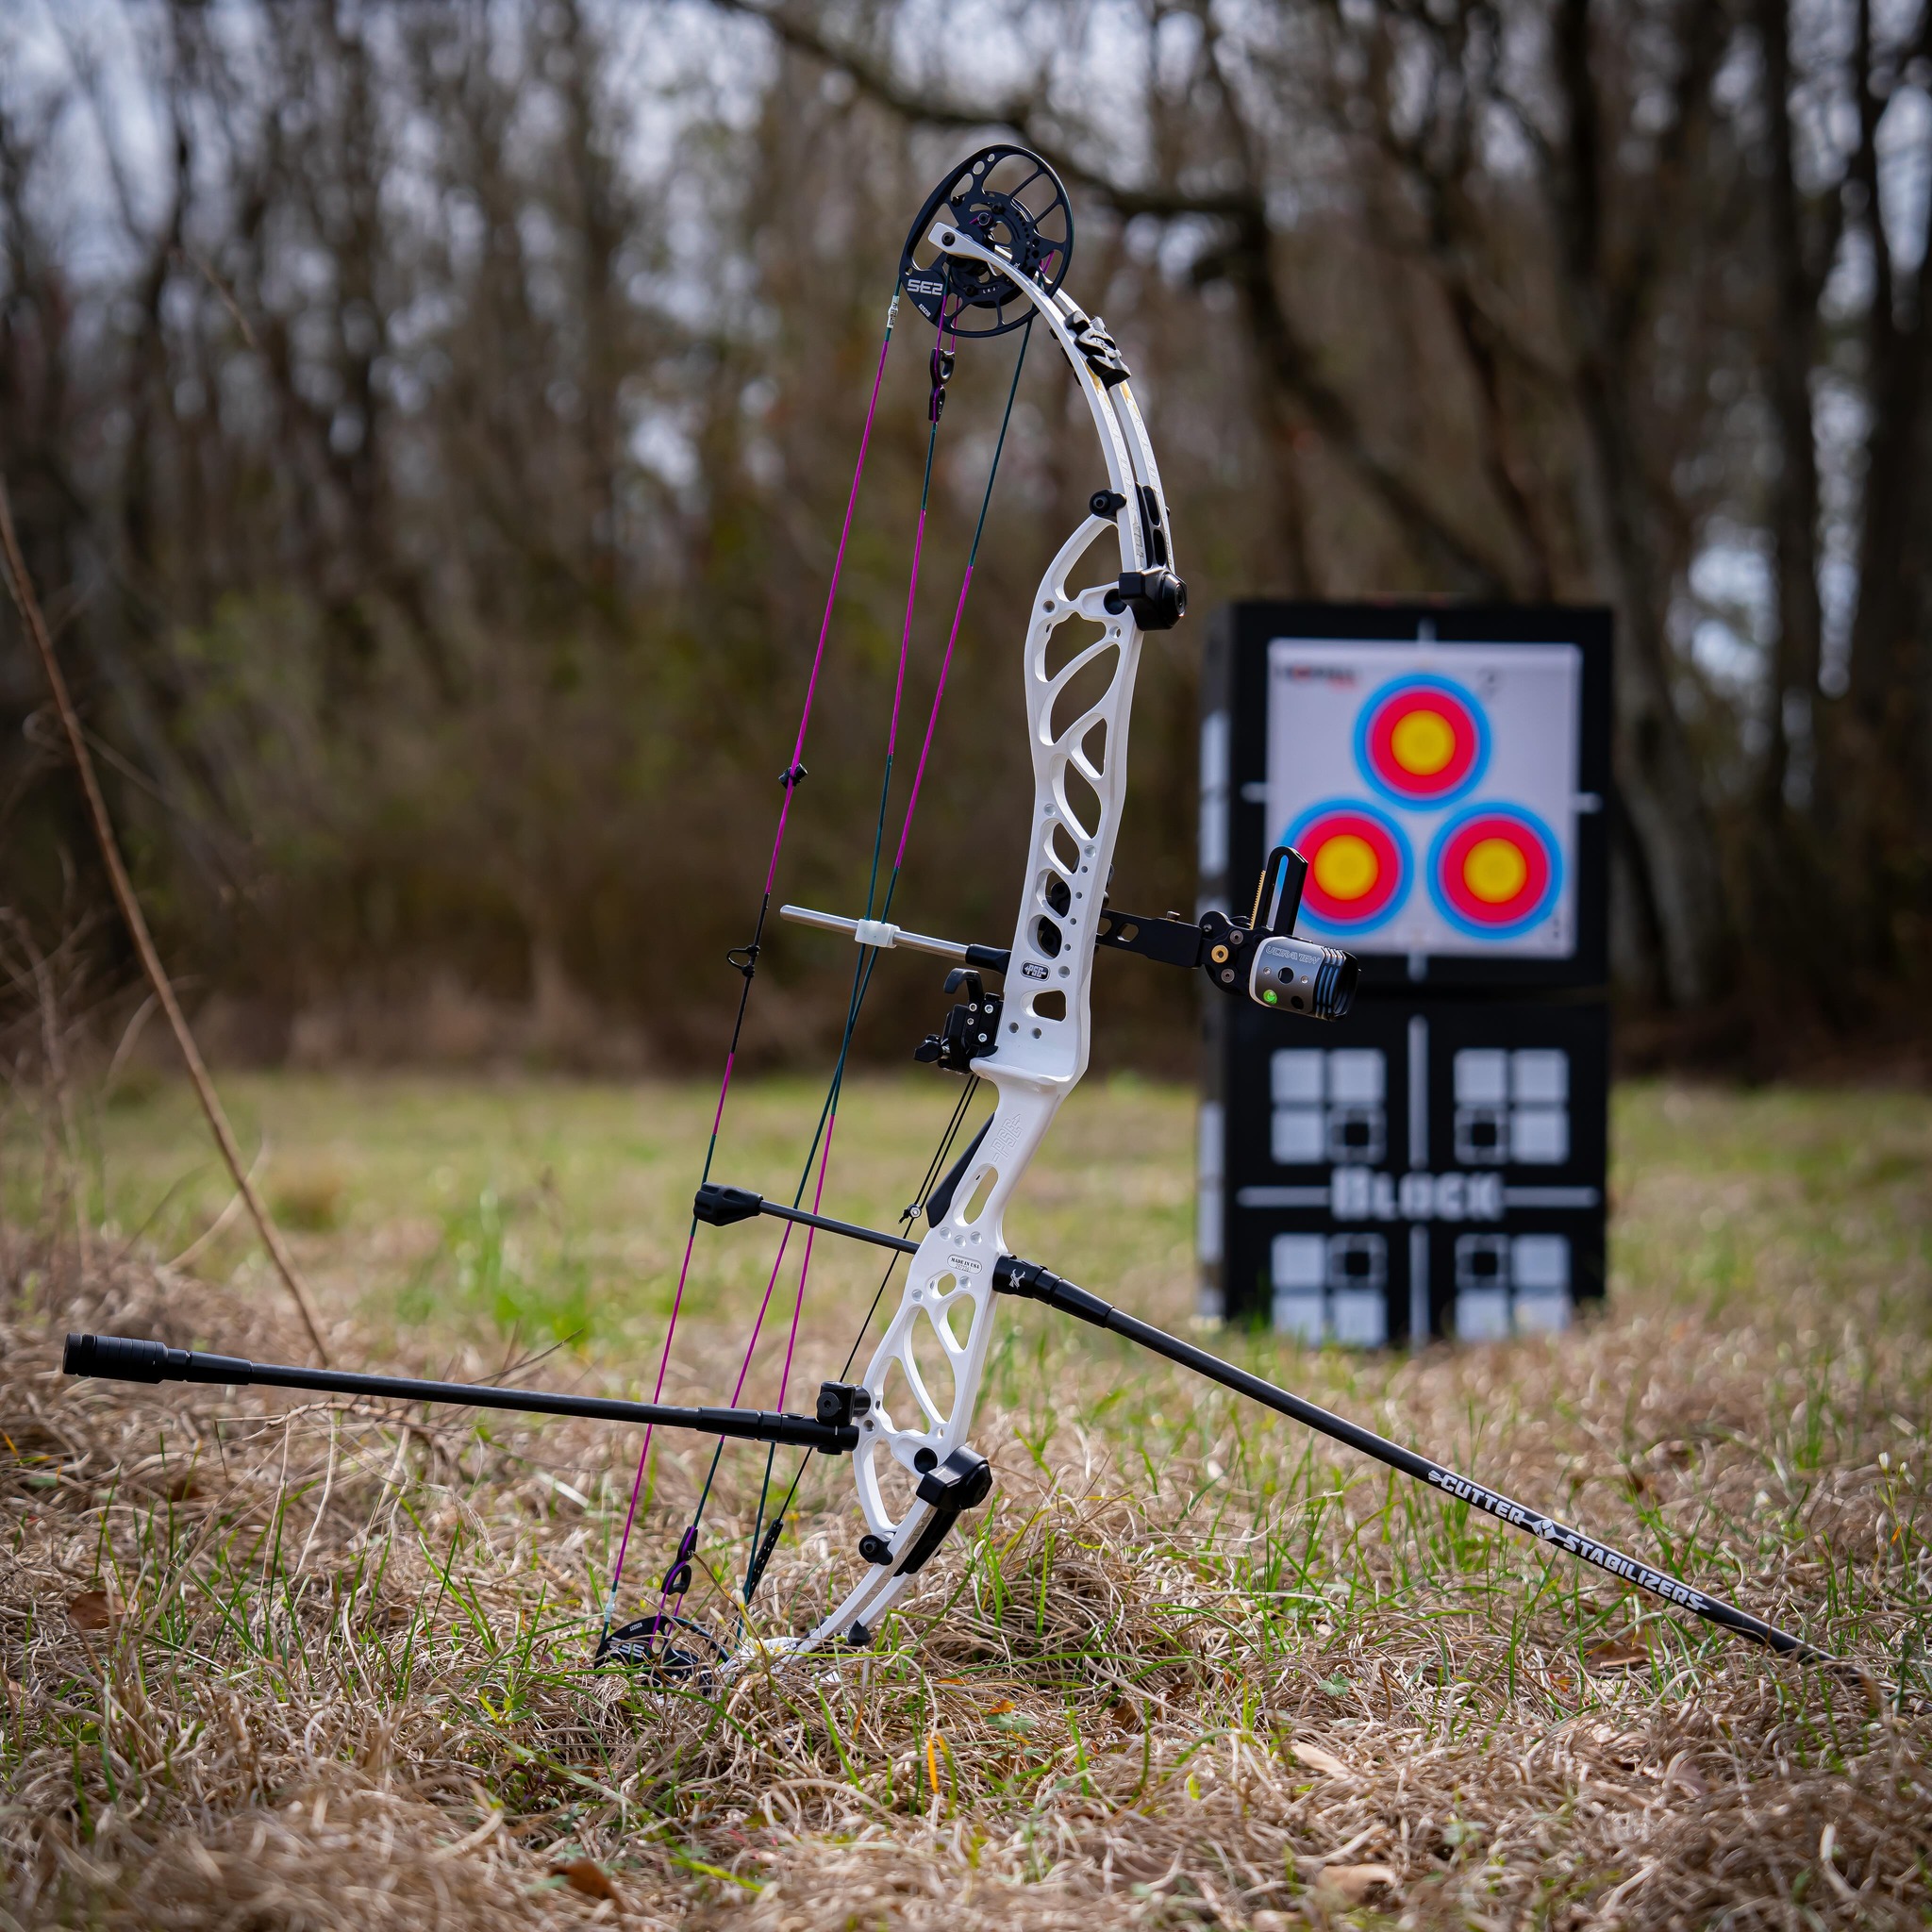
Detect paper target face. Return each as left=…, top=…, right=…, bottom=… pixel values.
left=1428, top=806, right=1561, bottom=938
left=1283, top=802, right=1410, bottom=933
left=1356, top=675, right=1489, bottom=807
left=1267, top=641, right=1584, bottom=960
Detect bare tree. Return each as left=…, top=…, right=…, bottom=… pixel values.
left=3, top=0, right=1926, bottom=1062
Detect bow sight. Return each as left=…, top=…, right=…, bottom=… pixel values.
left=1097, top=842, right=1360, bottom=1022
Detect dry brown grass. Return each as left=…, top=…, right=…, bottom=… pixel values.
left=2, top=1078, right=1928, bottom=1929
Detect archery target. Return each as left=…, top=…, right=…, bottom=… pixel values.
left=1265, top=640, right=1585, bottom=960
left=1429, top=807, right=1561, bottom=938
left=1283, top=802, right=1409, bottom=933
left=1356, top=675, right=1488, bottom=807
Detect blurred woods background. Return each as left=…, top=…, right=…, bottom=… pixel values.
left=2, top=0, right=1929, bottom=1076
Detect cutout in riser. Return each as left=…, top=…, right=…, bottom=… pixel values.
left=931, top=1291, right=971, bottom=1355
left=1059, top=762, right=1104, bottom=845
left=1032, top=865, right=1074, bottom=960
left=1048, top=643, right=1122, bottom=748
left=960, top=1165, right=999, bottom=1224
left=871, top=1361, right=919, bottom=1517
left=1041, top=613, right=1108, bottom=682
left=902, top=1313, right=958, bottom=1429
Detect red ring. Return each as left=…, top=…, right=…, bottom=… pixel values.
left=1433, top=810, right=1555, bottom=928
left=1360, top=680, right=1485, bottom=804
left=1290, top=806, right=1408, bottom=931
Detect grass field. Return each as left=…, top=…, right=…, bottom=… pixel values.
left=2, top=1071, right=1928, bottom=1928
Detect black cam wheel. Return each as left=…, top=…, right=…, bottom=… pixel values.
left=898, top=145, right=1074, bottom=340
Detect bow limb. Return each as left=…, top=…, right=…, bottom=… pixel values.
left=787, top=233, right=1178, bottom=1657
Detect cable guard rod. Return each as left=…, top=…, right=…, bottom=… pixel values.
left=779, top=903, right=1011, bottom=976
left=693, top=1184, right=921, bottom=1254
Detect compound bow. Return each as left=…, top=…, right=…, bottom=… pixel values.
left=67, top=147, right=1833, bottom=1677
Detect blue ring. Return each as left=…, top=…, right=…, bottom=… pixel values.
left=1283, top=799, right=1412, bottom=936
left=1425, top=804, right=1564, bottom=940
left=1353, top=674, right=1491, bottom=809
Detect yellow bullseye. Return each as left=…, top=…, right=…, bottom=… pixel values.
left=1313, top=833, right=1379, bottom=902
left=1390, top=708, right=1456, bottom=775
left=1463, top=836, right=1527, bottom=904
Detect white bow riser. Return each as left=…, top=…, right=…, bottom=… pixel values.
left=791, top=227, right=1175, bottom=1656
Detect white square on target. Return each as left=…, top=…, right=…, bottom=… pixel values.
left=1271, top=1108, right=1326, bottom=1165
left=1272, top=1293, right=1325, bottom=1343
left=1330, top=1291, right=1388, bottom=1348
left=1456, top=1290, right=1511, bottom=1341
left=1454, top=1049, right=1508, bottom=1105
left=1271, top=1233, right=1327, bottom=1291
left=1327, top=1050, right=1386, bottom=1104
left=1271, top=1050, right=1324, bottom=1104
left=1510, top=1108, right=1569, bottom=1164
left=1513, top=1292, right=1572, bottom=1335
left=1511, top=1050, right=1568, bottom=1104
left=1511, top=1235, right=1570, bottom=1291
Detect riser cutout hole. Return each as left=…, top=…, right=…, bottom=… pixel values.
left=1048, top=643, right=1121, bottom=746
left=1042, top=614, right=1107, bottom=682
left=960, top=1165, right=999, bottom=1224
left=1060, top=763, right=1104, bottom=843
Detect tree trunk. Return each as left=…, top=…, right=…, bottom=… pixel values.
left=1755, top=0, right=1824, bottom=828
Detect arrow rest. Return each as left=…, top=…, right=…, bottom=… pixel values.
left=913, top=966, right=1003, bottom=1073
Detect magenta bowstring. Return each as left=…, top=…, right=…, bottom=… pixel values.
left=604, top=324, right=894, bottom=1623
left=763, top=330, right=895, bottom=899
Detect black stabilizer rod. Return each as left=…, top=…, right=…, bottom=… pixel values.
left=62, top=1333, right=860, bottom=1453
left=992, top=1259, right=1834, bottom=1666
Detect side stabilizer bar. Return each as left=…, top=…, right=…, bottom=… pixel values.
left=62, top=1334, right=860, bottom=1453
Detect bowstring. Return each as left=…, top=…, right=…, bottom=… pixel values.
left=613, top=304, right=1034, bottom=1655
left=597, top=305, right=897, bottom=1649
left=735, top=314, right=1036, bottom=1620
left=651, top=307, right=958, bottom=1624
